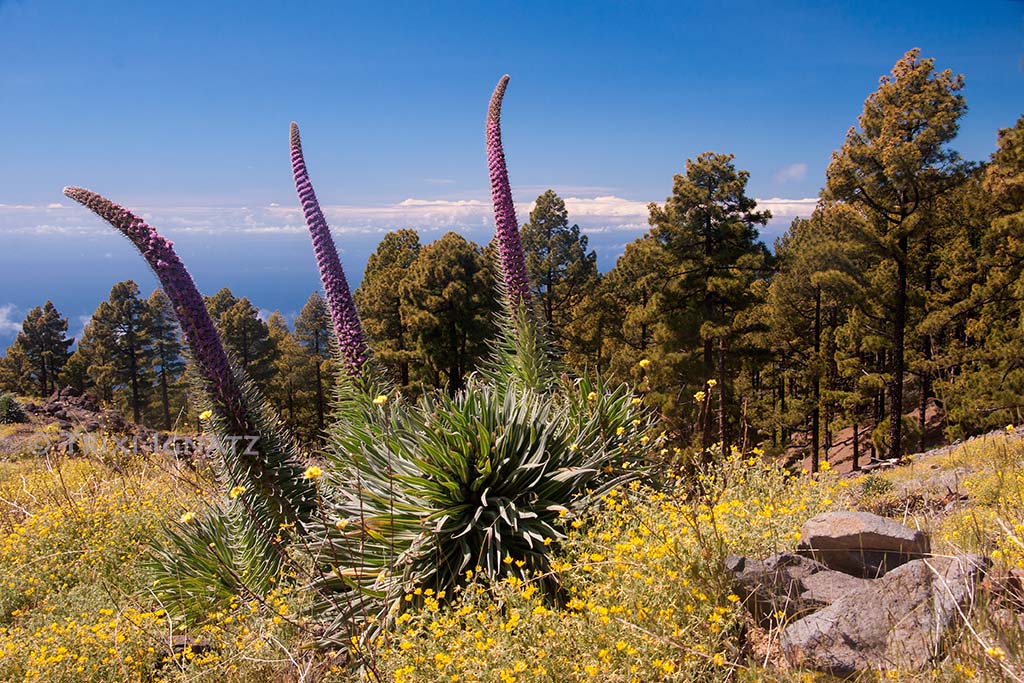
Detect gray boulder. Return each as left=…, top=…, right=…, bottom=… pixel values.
left=798, top=511, right=930, bottom=577
left=726, top=553, right=867, bottom=623
left=781, top=554, right=988, bottom=676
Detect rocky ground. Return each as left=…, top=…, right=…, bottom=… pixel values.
left=731, top=433, right=1024, bottom=678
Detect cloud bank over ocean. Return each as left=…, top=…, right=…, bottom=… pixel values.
left=0, top=194, right=814, bottom=238
left=0, top=193, right=815, bottom=348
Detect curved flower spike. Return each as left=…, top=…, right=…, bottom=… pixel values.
left=290, top=123, right=369, bottom=374
left=487, top=74, right=531, bottom=305
left=65, top=186, right=316, bottom=531
left=63, top=187, right=242, bottom=418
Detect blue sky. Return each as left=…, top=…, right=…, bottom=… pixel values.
left=0, top=1, right=1022, bottom=346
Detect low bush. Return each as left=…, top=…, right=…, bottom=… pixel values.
left=0, top=392, right=25, bottom=424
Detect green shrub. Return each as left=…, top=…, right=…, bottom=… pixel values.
left=871, top=414, right=921, bottom=458
left=0, top=392, right=25, bottom=424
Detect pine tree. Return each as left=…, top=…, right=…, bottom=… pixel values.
left=148, top=289, right=185, bottom=430
left=825, top=48, right=968, bottom=459
left=520, top=190, right=598, bottom=352
left=3, top=301, right=74, bottom=396
left=217, top=298, right=278, bottom=389
left=648, top=152, right=772, bottom=456
left=928, top=116, right=1024, bottom=434
left=600, top=236, right=676, bottom=415
left=354, top=229, right=421, bottom=386
left=267, top=311, right=318, bottom=440
left=90, top=281, right=153, bottom=423
left=293, top=292, right=334, bottom=431
left=205, top=288, right=239, bottom=322
left=560, top=274, right=614, bottom=375
left=399, top=232, right=497, bottom=394
left=0, top=343, right=30, bottom=394
left=74, top=317, right=117, bottom=402
left=765, top=204, right=866, bottom=470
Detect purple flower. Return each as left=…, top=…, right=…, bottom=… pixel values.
left=487, top=75, right=531, bottom=305
left=290, top=123, right=369, bottom=374
left=63, top=187, right=243, bottom=420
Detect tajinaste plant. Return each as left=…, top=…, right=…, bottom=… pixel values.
left=290, top=122, right=369, bottom=374
left=64, top=76, right=655, bottom=639
left=482, top=75, right=553, bottom=390
left=487, top=75, right=531, bottom=306
left=63, top=188, right=317, bottom=614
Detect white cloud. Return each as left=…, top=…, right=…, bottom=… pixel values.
left=397, top=199, right=486, bottom=207
left=755, top=197, right=818, bottom=218
left=68, top=314, right=94, bottom=345
left=0, top=194, right=816, bottom=239
left=560, top=196, right=649, bottom=218
left=772, top=163, right=808, bottom=184
left=46, top=203, right=66, bottom=210
left=0, top=304, right=22, bottom=336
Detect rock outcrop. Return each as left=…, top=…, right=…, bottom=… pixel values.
left=725, top=553, right=866, bottom=623
left=780, top=554, right=987, bottom=675
left=797, top=511, right=930, bottom=577
left=727, top=512, right=989, bottom=677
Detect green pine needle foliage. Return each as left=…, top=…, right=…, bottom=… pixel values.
left=0, top=392, right=26, bottom=424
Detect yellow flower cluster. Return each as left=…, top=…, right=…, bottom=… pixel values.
left=0, top=447, right=311, bottom=682
left=374, top=453, right=844, bottom=682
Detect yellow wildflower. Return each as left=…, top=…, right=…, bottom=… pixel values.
left=199, top=410, right=213, bottom=421
left=986, top=646, right=1006, bottom=660
left=179, top=511, right=195, bottom=524
left=638, top=358, right=651, bottom=369
left=694, top=390, right=706, bottom=402
left=373, top=394, right=389, bottom=406
left=706, top=379, right=717, bottom=388
left=228, top=485, right=246, bottom=499
left=303, top=465, right=324, bottom=480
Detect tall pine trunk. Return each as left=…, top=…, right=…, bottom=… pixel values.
left=811, top=287, right=821, bottom=472
left=889, top=233, right=908, bottom=460
left=159, top=366, right=170, bottom=430
left=717, top=336, right=727, bottom=462
left=852, top=419, right=860, bottom=471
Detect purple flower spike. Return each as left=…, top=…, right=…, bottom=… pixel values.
left=290, top=123, right=369, bottom=374
left=487, top=75, right=531, bottom=305
left=63, top=187, right=243, bottom=419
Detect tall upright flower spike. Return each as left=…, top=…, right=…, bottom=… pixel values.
left=290, top=122, right=369, bottom=374
left=63, top=187, right=241, bottom=415
left=487, top=74, right=531, bottom=305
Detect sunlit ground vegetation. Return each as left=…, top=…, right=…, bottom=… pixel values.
left=2, top=426, right=1023, bottom=681
left=1, top=48, right=1023, bottom=683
